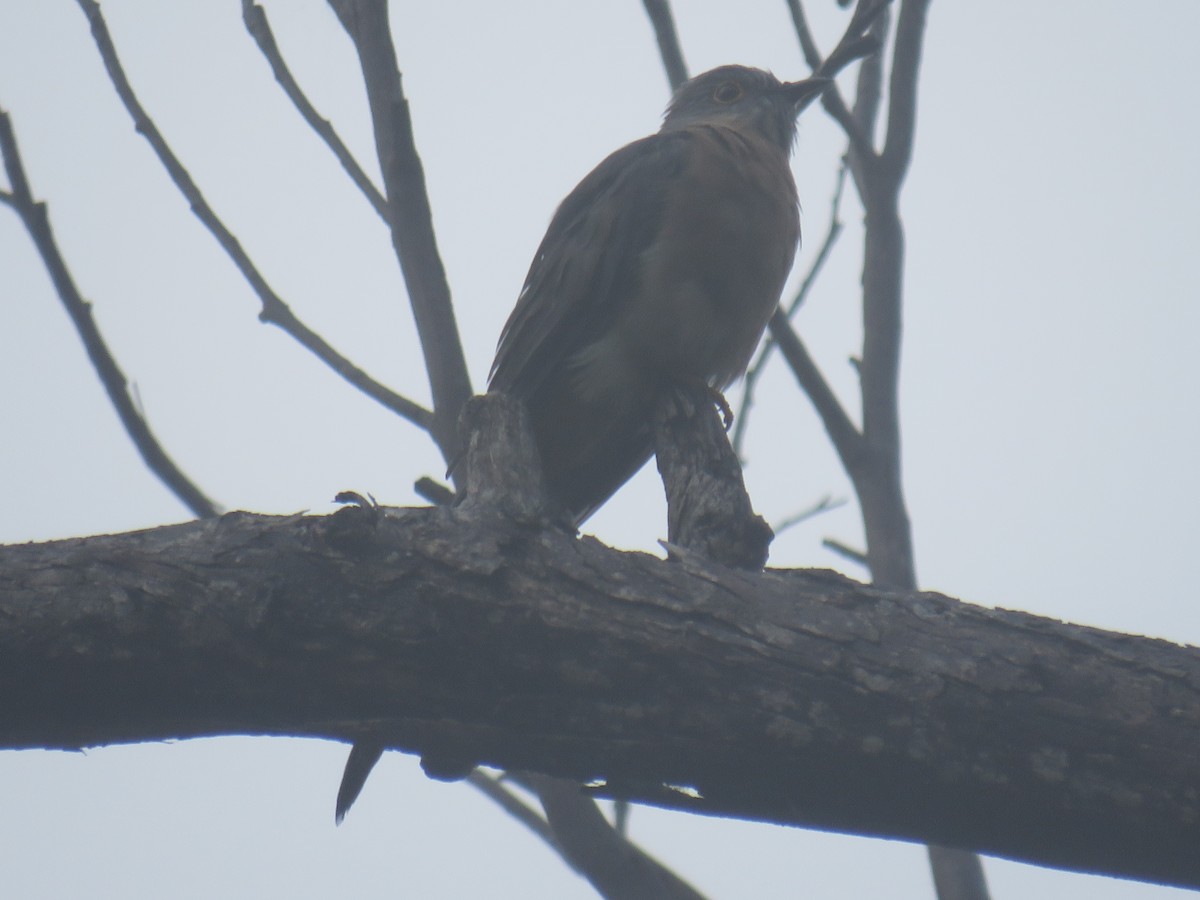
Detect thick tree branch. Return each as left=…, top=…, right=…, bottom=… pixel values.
left=2, top=506, right=1199, bottom=890
left=0, top=108, right=219, bottom=519
left=654, top=387, right=773, bottom=570
left=328, top=0, right=472, bottom=465
left=74, top=0, right=431, bottom=431
left=472, top=771, right=709, bottom=900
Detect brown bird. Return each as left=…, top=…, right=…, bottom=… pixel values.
left=336, top=66, right=829, bottom=824
left=489, top=65, right=829, bottom=523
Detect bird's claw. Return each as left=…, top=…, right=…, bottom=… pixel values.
left=708, top=386, right=734, bottom=431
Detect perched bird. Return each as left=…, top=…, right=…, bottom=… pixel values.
left=336, top=66, right=828, bottom=824
left=489, top=65, right=829, bottom=523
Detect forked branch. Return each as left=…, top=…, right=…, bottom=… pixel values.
left=0, top=108, right=219, bottom=519
left=328, top=0, right=472, bottom=465
left=74, top=0, right=431, bottom=431
left=241, top=0, right=389, bottom=224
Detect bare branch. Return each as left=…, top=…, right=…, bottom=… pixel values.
left=773, top=494, right=847, bottom=535
left=786, top=0, right=823, bottom=70
left=855, top=187, right=914, bottom=581
left=851, top=4, right=888, bottom=143
left=641, top=0, right=689, bottom=91
left=880, top=0, right=932, bottom=185
left=527, top=774, right=709, bottom=900
left=821, top=536, right=868, bottom=568
left=784, top=0, right=883, bottom=158
left=5, top=510, right=1200, bottom=890
left=240, top=0, right=389, bottom=224
left=73, top=0, right=431, bottom=432
left=820, top=0, right=893, bottom=76
left=467, top=771, right=559, bottom=851
left=767, top=310, right=863, bottom=467
left=413, top=476, right=454, bottom=507
left=928, top=847, right=993, bottom=900
left=328, top=0, right=472, bottom=465
left=0, top=107, right=219, bottom=520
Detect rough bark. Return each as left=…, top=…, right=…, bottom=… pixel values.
left=1, top=504, right=1199, bottom=889
left=653, top=387, right=774, bottom=570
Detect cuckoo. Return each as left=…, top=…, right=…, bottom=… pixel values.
left=488, top=64, right=829, bottom=523
left=335, top=64, right=829, bottom=824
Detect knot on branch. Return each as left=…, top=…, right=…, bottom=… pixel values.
left=454, top=392, right=557, bottom=525
left=653, top=386, right=773, bottom=570
left=455, top=389, right=771, bottom=570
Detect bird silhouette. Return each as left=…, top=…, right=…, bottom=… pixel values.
left=489, top=65, right=829, bottom=523
left=335, top=66, right=830, bottom=824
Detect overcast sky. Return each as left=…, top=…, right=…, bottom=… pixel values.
left=2, top=2, right=1198, bottom=898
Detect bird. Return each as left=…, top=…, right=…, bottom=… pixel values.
left=488, top=64, right=829, bottom=524
left=335, top=66, right=828, bottom=825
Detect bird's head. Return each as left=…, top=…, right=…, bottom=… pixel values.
left=660, top=65, right=830, bottom=151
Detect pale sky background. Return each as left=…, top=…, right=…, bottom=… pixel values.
left=2, top=2, right=1198, bottom=898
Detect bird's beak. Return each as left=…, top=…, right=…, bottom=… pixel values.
left=782, top=76, right=832, bottom=109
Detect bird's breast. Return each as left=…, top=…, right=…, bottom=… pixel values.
left=616, top=126, right=800, bottom=388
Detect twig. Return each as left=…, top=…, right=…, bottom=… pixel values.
left=822, top=537, right=868, bottom=568
left=732, top=159, right=848, bottom=456
left=73, top=0, right=432, bottom=432
left=784, top=0, right=885, bottom=159
left=240, top=0, right=389, bottom=225
left=466, top=771, right=559, bottom=852
left=413, top=476, right=454, bottom=507
left=523, top=773, right=709, bottom=900
left=767, top=310, right=863, bottom=470
left=641, top=0, right=689, bottom=91
left=0, top=108, right=220, bottom=520
left=327, top=0, right=472, bottom=466
left=774, top=494, right=847, bottom=536
left=821, top=0, right=892, bottom=76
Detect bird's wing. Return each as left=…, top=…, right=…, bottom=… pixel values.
left=488, top=130, right=691, bottom=396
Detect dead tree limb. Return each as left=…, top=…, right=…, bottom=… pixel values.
left=1, top=503, right=1198, bottom=890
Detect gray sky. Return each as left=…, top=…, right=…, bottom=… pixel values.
left=2, top=2, right=1198, bottom=898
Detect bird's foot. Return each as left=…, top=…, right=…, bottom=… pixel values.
left=707, top=386, right=734, bottom=431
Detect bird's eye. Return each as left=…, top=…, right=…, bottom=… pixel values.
left=713, top=82, right=743, bottom=104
